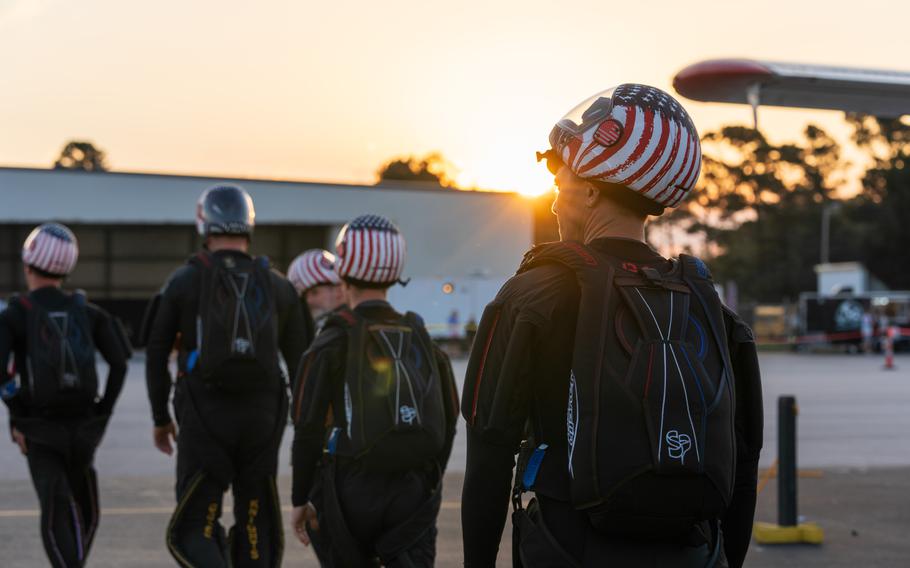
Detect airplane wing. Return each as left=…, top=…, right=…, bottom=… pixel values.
left=673, top=59, right=910, bottom=117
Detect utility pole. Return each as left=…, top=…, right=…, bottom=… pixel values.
left=820, top=202, right=842, bottom=265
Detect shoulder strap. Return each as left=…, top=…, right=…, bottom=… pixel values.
left=612, top=260, right=690, bottom=294
left=678, top=254, right=735, bottom=396
left=188, top=250, right=213, bottom=269
left=11, top=294, right=32, bottom=312
left=518, top=241, right=600, bottom=274
left=324, top=306, right=358, bottom=331
left=403, top=311, right=439, bottom=375
left=678, top=254, right=713, bottom=282
left=72, top=290, right=87, bottom=308
left=520, top=241, right=688, bottom=290
left=403, top=311, right=426, bottom=329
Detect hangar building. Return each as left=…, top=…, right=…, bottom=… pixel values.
left=0, top=167, right=535, bottom=337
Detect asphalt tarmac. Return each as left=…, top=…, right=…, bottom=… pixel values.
left=1, top=352, right=908, bottom=566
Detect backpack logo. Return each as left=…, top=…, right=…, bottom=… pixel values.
left=344, top=382, right=353, bottom=438
left=665, top=430, right=693, bottom=463
left=567, top=370, right=580, bottom=478
left=399, top=405, right=418, bottom=425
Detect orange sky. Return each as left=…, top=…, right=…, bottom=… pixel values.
left=2, top=0, right=908, bottom=196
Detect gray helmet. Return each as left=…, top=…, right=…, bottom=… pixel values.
left=195, top=185, right=256, bottom=237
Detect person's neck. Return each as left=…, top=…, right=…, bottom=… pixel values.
left=582, top=213, right=645, bottom=244
left=206, top=237, right=249, bottom=253
left=27, top=279, right=62, bottom=292
left=347, top=288, right=388, bottom=309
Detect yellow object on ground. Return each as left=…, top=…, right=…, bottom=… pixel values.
left=753, top=521, right=825, bottom=545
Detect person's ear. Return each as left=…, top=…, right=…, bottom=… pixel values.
left=583, top=182, right=600, bottom=209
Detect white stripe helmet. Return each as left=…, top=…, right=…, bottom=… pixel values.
left=22, top=223, right=79, bottom=276
left=540, top=84, right=701, bottom=214
left=288, top=249, right=341, bottom=295
left=334, top=214, right=406, bottom=287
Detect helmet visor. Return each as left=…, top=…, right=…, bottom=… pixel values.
left=553, top=87, right=617, bottom=134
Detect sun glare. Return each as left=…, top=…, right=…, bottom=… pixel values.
left=457, top=159, right=555, bottom=198
left=515, top=185, right=552, bottom=198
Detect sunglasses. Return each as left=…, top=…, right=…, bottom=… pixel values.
left=536, top=149, right=563, bottom=176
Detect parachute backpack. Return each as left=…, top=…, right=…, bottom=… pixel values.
left=517, top=242, right=736, bottom=538
left=324, top=308, right=448, bottom=470
left=14, top=292, right=99, bottom=411
left=189, top=252, right=280, bottom=390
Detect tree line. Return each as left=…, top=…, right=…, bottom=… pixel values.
left=53, top=115, right=910, bottom=306
left=664, top=115, right=910, bottom=304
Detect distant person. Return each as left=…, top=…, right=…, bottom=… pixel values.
left=464, top=315, right=478, bottom=348
left=290, top=214, right=459, bottom=567
left=878, top=312, right=890, bottom=341
left=0, top=223, right=130, bottom=568
left=145, top=185, right=307, bottom=567
left=461, top=85, right=764, bottom=568
left=861, top=311, right=874, bottom=353
left=448, top=309, right=461, bottom=339
left=287, top=249, right=345, bottom=340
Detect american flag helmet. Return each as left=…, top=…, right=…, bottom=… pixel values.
left=546, top=84, right=701, bottom=209
left=334, top=214, right=406, bottom=286
left=21, top=223, right=79, bottom=276
left=288, top=249, right=341, bottom=295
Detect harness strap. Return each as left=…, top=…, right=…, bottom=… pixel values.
left=512, top=441, right=548, bottom=511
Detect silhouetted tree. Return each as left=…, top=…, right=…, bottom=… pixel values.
left=680, top=117, right=910, bottom=302
left=840, top=115, right=910, bottom=289
left=54, top=140, right=108, bottom=172
left=683, top=124, right=844, bottom=302
left=376, top=152, right=456, bottom=188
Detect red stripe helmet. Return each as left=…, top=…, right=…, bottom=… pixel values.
left=542, top=84, right=701, bottom=213
left=334, top=214, right=406, bottom=287
left=21, top=223, right=79, bottom=276
left=288, top=249, right=341, bottom=295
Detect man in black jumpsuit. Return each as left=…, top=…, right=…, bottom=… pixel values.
left=290, top=214, right=460, bottom=567
left=461, top=85, right=763, bottom=568
left=287, top=248, right=345, bottom=340
left=0, top=223, right=129, bottom=568
left=145, top=185, right=307, bottom=568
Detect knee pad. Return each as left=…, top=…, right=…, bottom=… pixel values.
left=166, top=472, right=228, bottom=568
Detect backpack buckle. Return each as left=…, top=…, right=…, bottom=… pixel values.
left=325, top=427, right=340, bottom=456
left=640, top=266, right=664, bottom=286
left=512, top=442, right=548, bottom=511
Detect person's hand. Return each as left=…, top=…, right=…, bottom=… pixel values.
left=153, top=422, right=178, bottom=456
left=291, top=502, right=319, bottom=545
left=11, top=427, right=26, bottom=455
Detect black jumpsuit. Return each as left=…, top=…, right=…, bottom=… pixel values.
left=461, top=238, right=764, bottom=568
left=0, top=286, right=129, bottom=568
left=146, top=250, right=307, bottom=568
left=291, top=300, right=460, bottom=567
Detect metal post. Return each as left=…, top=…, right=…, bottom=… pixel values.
left=884, top=326, right=896, bottom=370
left=778, top=396, right=798, bottom=526
left=746, top=83, right=761, bottom=130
